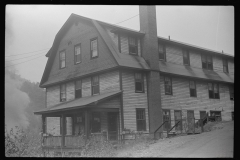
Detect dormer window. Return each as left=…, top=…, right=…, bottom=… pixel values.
left=223, top=59, right=228, bottom=73
left=183, top=50, right=190, bottom=65
left=202, top=54, right=213, bottom=70
left=159, top=44, right=166, bottom=61
left=75, top=80, right=82, bottom=98
left=129, top=37, right=138, bottom=55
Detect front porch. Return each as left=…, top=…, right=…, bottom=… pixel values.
left=34, top=91, right=123, bottom=151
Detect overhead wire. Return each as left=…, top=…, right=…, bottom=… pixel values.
left=5, top=14, right=139, bottom=68
left=5, top=51, right=47, bottom=62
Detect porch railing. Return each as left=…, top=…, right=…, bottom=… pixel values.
left=65, top=135, right=86, bottom=148
left=43, top=136, right=62, bottom=147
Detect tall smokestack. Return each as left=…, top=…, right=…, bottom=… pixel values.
left=139, top=5, right=162, bottom=136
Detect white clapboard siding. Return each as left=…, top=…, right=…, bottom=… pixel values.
left=122, top=71, right=149, bottom=132
left=160, top=74, right=234, bottom=121
left=82, top=77, right=91, bottom=97
left=100, top=71, right=120, bottom=94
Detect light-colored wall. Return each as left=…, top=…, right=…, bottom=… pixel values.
left=46, top=70, right=120, bottom=107
left=160, top=74, right=234, bottom=122
left=122, top=71, right=149, bottom=132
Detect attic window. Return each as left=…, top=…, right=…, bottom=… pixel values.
left=59, top=51, right=66, bottom=69
left=202, top=54, right=213, bottom=70
left=223, top=59, right=228, bottom=73
left=183, top=50, right=190, bottom=65
left=129, top=37, right=138, bottom=55
left=159, top=44, right=166, bottom=61
left=91, top=38, right=98, bottom=58
left=74, top=44, right=81, bottom=64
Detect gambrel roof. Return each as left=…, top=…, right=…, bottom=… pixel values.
left=40, top=13, right=234, bottom=88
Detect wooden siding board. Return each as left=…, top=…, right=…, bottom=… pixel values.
left=213, top=56, right=223, bottom=73
left=66, top=81, right=75, bottom=101
left=47, top=85, right=60, bottom=108
left=189, top=51, right=202, bottom=68
left=120, top=34, right=129, bottom=54
left=228, top=60, right=234, bottom=75
left=122, top=71, right=149, bottom=132
left=100, top=71, right=120, bottom=94
left=82, top=77, right=91, bottom=97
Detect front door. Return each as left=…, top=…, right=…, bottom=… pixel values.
left=174, top=110, right=182, bottom=132
left=163, top=110, right=171, bottom=131
left=187, top=110, right=194, bottom=133
left=108, top=112, right=118, bottom=140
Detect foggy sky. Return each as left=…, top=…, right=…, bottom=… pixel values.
left=5, top=5, right=234, bottom=83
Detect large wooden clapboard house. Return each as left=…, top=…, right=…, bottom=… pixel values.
left=34, top=6, right=234, bottom=152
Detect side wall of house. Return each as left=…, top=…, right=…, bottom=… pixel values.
left=160, top=74, right=234, bottom=125
left=122, top=70, right=149, bottom=133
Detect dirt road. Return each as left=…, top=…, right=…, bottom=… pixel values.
left=116, top=121, right=234, bottom=158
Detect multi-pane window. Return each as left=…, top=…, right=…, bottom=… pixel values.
left=60, top=84, right=66, bottom=102
left=183, top=50, right=190, bottom=65
left=91, top=38, right=98, bottom=58
left=159, top=44, right=166, bottom=61
left=59, top=51, right=66, bottom=69
left=74, top=44, right=81, bottom=64
left=202, top=54, right=213, bottom=70
left=136, top=108, right=146, bottom=131
left=229, top=86, right=234, bottom=101
left=189, top=81, right=197, bottom=97
left=75, top=80, right=82, bottom=98
left=208, top=83, right=219, bottom=99
left=92, top=76, right=99, bottom=95
left=223, top=59, right=228, bottom=73
left=164, top=76, right=172, bottom=95
left=91, top=112, right=101, bottom=133
left=135, top=73, right=144, bottom=93
left=129, top=37, right=138, bottom=55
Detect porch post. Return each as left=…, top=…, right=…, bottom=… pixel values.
left=85, top=110, right=90, bottom=139
left=61, top=114, right=66, bottom=147
left=42, top=115, right=46, bottom=134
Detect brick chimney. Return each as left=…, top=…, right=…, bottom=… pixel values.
left=139, top=5, right=163, bottom=136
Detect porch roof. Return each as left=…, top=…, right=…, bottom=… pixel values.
left=34, top=90, right=122, bottom=115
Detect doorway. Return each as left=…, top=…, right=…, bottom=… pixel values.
left=187, top=110, right=194, bottom=133
left=174, top=110, right=182, bottom=132
left=108, top=112, right=118, bottom=140
left=163, top=109, right=171, bottom=131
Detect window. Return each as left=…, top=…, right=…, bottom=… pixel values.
left=229, top=85, right=234, bottom=101
left=60, top=84, right=66, bottom=102
left=92, top=76, right=99, bottom=95
left=164, top=76, right=172, bottom=95
left=223, top=59, right=228, bottom=73
left=90, top=38, right=98, bottom=58
left=208, top=83, right=219, bottom=99
left=75, top=80, right=82, bottom=98
left=91, top=112, right=101, bottom=133
left=136, top=108, right=146, bottom=131
left=202, top=54, right=213, bottom=70
left=129, top=37, right=138, bottom=55
left=74, top=44, right=81, bottom=64
left=59, top=51, right=66, bottom=69
left=189, top=81, right=197, bottom=97
left=159, top=44, right=166, bottom=61
left=183, top=50, right=190, bottom=65
left=135, top=73, right=144, bottom=93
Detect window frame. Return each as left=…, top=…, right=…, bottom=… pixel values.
left=159, top=44, right=166, bottom=61
left=201, top=54, right=213, bottom=70
left=135, top=73, right=144, bottom=93
left=74, top=43, right=81, bottom=64
left=92, top=75, right=100, bottom=95
left=222, top=59, right=229, bottom=73
left=136, top=108, right=146, bottom=131
left=59, top=50, right=66, bottom=69
left=60, top=84, right=66, bottom=102
left=75, top=80, right=82, bottom=99
left=164, top=76, right=172, bottom=95
left=90, top=38, right=98, bottom=59
left=183, top=49, right=190, bottom=65
left=128, top=36, right=138, bottom=55
left=189, top=80, right=197, bottom=97
left=208, top=82, right=220, bottom=99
